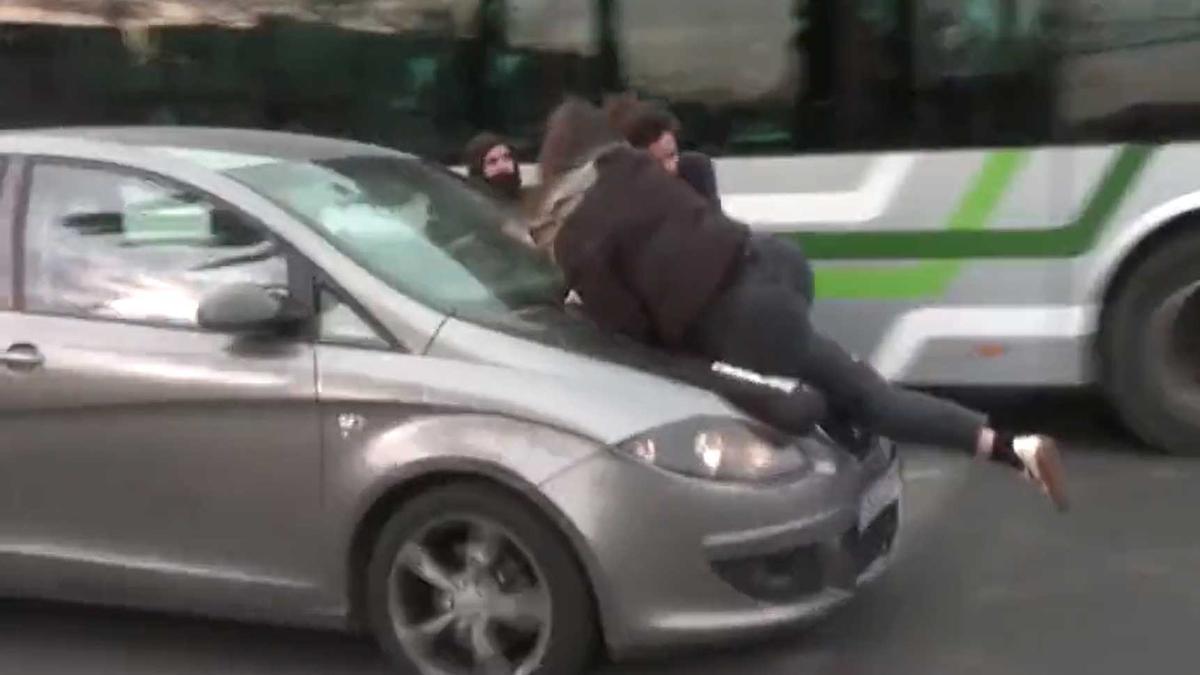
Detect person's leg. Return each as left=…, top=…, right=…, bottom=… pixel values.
left=690, top=279, right=1070, bottom=509
left=773, top=312, right=1067, bottom=509
left=798, top=332, right=986, bottom=451
left=690, top=278, right=980, bottom=450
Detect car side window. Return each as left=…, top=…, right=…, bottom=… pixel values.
left=318, top=286, right=391, bottom=350
left=22, top=162, right=289, bottom=328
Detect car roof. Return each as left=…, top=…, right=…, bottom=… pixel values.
left=0, top=126, right=407, bottom=164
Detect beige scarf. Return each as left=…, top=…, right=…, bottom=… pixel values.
left=529, top=143, right=624, bottom=263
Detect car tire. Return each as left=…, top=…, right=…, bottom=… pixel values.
left=365, top=481, right=599, bottom=675
left=1102, top=231, right=1200, bottom=456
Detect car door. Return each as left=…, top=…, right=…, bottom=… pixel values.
left=0, top=157, right=324, bottom=614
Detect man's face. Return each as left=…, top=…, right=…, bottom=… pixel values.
left=481, top=143, right=521, bottom=199
left=647, top=131, right=680, bottom=175
left=482, top=143, right=516, bottom=180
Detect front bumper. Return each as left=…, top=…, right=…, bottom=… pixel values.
left=539, top=433, right=903, bottom=658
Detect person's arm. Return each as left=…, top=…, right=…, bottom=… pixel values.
left=570, top=256, right=657, bottom=344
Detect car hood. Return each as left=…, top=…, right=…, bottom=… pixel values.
left=424, top=309, right=747, bottom=445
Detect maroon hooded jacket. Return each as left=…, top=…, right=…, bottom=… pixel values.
left=545, top=145, right=750, bottom=348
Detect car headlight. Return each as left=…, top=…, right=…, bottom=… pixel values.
left=616, top=416, right=811, bottom=483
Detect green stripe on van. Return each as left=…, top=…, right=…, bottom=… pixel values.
left=809, top=150, right=1027, bottom=300
left=802, top=145, right=1155, bottom=300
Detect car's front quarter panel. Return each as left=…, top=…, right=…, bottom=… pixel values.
left=540, top=437, right=899, bottom=658
left=325, top=411, right=604, bottom=532
left=311, top=343, right=608, bottom=615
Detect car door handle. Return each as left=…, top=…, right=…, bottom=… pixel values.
left=1, top=344, right=45, bottom=369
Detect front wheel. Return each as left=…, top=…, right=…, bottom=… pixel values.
left=1102, top=231, right=1200, bottom=455
left=365, top=482, right=599, bottom=675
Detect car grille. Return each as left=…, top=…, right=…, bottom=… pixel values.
left=710, top=503, right=900, bottom=603
left=711, top=544, right=826, bottom=603
left=846, top=502, right=900, bottom=575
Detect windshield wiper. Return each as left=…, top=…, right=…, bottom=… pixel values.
left=423, top=306, right=459, bottom=355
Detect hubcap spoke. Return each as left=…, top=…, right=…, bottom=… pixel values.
left=399, top=611, right=456, bottom=645
left=400, top=543, right=456, bottom=592
left=491, top=585, right=550, bottom=633
left=470, top=619, right=513, bottom=675
left=465, top=521, right=504, bottom=578
left=452, top=617, right=475, bottom=649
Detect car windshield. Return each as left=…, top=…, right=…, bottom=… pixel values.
left=214, top=152, right=567, bottom=317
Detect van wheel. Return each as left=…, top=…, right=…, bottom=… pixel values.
left=365, top=482, right=598, bottom=674
left=1102, top=231, right=1200, bottom=455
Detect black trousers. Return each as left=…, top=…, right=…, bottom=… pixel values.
left=685, top=235, right=987, bottom=453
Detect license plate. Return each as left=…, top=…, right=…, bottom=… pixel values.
left=858, top=460, right=902, bottom=532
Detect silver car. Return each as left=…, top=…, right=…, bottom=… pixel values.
left=0, top=128, right=902, bottom=674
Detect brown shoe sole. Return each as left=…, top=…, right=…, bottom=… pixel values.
left=1034, top=439, right=1070, bottom=512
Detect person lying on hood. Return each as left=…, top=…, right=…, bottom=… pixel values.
left=530, top=97, right=1070, bottom=512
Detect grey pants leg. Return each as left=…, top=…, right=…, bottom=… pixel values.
left=689, top=269, right=987, bottom=453
left=787, top=332, right=987, bottom=451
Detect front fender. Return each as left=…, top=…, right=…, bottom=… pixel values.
left=342, top=413, right=603, bottom=514
left=320, top=412, right=608, bottom=625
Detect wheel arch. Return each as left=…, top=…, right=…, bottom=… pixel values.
left=1095, top=207, right=1200, bottom=355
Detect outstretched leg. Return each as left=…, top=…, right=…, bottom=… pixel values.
left=689, top=279, right=1069, bottom=510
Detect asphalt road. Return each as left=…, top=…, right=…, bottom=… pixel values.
left=3, top=391, right=1197, bottom=675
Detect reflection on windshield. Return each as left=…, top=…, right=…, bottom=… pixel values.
left=226, top=155, right=566, bottom=316
left=24, top=161, right=290, bottom=326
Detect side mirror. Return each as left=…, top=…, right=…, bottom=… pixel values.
left=197, top=283, right=293, bottom=334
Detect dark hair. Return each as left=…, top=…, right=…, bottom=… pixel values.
left=604, top=94, right=680, bottom=148
left=463, top=131, right=509, bottom=178
left=603, top=92, right=642, bottom=134
left=537, top=96, right=622, bottom=188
